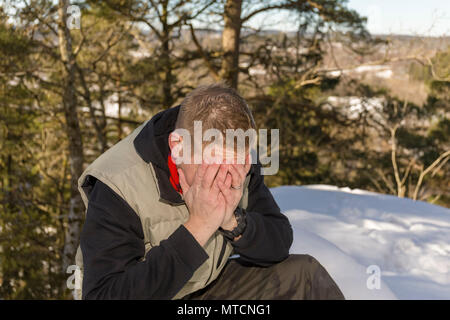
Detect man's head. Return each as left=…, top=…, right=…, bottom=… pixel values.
left=168, top=83, right=256, bottom=186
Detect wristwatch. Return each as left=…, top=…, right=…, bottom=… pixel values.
left=219, top=207, right=247, bottom=241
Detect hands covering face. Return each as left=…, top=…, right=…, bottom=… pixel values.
left=178, top=155, right=251, bottom=233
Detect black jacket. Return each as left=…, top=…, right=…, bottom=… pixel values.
left=79, top=106, right=293, bottom=299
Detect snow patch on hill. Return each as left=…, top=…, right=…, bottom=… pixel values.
left=271, top=185, right=450, bottom=300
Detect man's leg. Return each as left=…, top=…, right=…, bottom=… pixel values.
left=184, top=254, right=345, bottom=300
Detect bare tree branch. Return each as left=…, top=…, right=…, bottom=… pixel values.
left=413, top=150, right=450, bottom=201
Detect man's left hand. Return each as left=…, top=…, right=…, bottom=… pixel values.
left=215, top=156, right=251, bottom=232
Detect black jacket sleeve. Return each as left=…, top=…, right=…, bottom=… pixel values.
left=231, top=163, right=293, bottom=267
left=80, top=179, right=208, bottom=300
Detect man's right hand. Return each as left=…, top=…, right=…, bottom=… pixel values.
left=179, top=164, right=227, bottom=247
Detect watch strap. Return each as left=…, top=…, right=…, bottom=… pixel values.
left=219, top=207, right=247, bottom=240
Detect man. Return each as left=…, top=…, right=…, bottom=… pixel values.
left=76, top=84, right=344, bottom=300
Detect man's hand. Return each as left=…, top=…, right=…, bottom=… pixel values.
left=179, top=164, right=227, bottom=247
left=216, top=155, right=251, bottom=233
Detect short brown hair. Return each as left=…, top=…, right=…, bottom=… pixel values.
left=175, top=83, right=256, bottom=136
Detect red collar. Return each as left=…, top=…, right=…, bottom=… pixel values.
left=167, top=154, right=182, bottom=194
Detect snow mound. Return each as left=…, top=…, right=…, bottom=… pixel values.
left=271, top=185, right=450, bottom=300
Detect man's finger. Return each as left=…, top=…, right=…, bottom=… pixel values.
left=192, top=163, right=207, bottom=186
left=217, top=190, right=226, bottom=207
left=229, top=165, right=242, bottom=189
left=217, top=178, right=231, bottom=199
left=244, top=153, right=251, bottom=174
left=212, top=165, right=227, bottom=193
left=201, top=164, right=220, bottom=189
left=218, top=172, right=232, bottom=191
left=216, top=164, right=228, bottom=184
left=178, top=168, right=190, bottom=193
left=225, top=172, right=232, bottom=189
left=233, top=163, right=246, bottom=181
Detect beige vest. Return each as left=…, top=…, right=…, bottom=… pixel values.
left=74, top=121, right=250, bottom=300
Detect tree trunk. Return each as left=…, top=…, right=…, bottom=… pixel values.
left=116, top=76, right=123, bottom=141
left=161, top=1, right=174, bottom=107
left=220, top=0, right=242, bottom=89
left=76, top=65, right=108, bottom=153
left=57, top=0, right=85, bottom=275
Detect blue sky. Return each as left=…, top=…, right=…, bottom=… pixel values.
left=3, top=0, right=448, bottom=36
left=248, top=0, right=449, bottom=36
left=347, top=0, right=449, bottom=36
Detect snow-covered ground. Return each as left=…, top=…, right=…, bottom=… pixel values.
left=327, top=65, right=393, bottom=79
left=326, top=96, right=385, bottom=120
left=271, top=185, right=450, bottom=300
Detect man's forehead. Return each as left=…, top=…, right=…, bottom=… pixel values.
left=202, top=147, right=250, bottom=164
left=170, top=130, right=254, bottom=165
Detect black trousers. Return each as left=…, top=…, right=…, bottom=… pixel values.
left=183, top=254, right=345, bottom=300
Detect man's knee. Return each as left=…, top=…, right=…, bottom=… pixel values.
left=278, top=254, right=344, bottom=299
left=284, top=254, right=336, bottom=281
left=269, top=254, right=320, bottom=284
left=279, top=254, right=321, bottom=273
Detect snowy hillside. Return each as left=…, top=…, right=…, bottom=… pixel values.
left=271, top=185, right=450, bottom=300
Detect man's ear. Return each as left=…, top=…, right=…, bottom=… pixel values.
left=168, top=132, right=183, bottom=155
